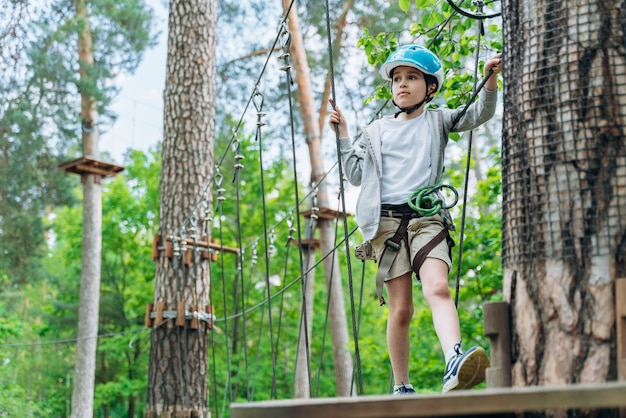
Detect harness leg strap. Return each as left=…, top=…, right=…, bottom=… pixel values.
left=411, top=228, right=450, bottom=280
left=375, top=214, right=411, bottom=306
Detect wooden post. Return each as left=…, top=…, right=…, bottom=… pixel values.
left=483, top=301, right=512, bottom=388
left=617, top=278, right=626, bottom=418
left=177, top=301, right=185, bottom=327
left=144, top=303, right=154, bottom=328
left=155, top=301, right=165, bottom=328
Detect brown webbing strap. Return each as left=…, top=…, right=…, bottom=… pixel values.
left=412, top=228, right=450, bottom=280
left=375, top=214, right=411, bottom=306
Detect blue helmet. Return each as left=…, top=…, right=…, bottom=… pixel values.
left=379, top=45, right=444, bottom=92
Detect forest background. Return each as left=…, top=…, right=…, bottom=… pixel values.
left=0, top=0, right=503, bottom=416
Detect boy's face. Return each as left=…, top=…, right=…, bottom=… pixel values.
left=391, top=66, right=435, bottom=108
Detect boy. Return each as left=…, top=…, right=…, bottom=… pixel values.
left=328, top=44, right=502, bottom=394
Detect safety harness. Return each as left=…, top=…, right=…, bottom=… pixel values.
left=373, top=185, right=458, bottom=305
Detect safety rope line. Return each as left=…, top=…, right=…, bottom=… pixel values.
left=324, top=0, right=363, bottom=396
left=213, top=170, right=235, bottom=417
left=230, top=132, right=253, bottom=401
left=252, top=87, right=279, bottom=398
left=349, top=258, right=367, bottom=396
left=271, top=231, right=292, bottom=395
left=275, top=15, right=316, bottom=397
left=213, top=171, right=231, bottom=417
left=452, top=12, right=491, bottom=307
left=295, top=187, right=319, bottom=397
left=313, top=197, right=340, bottom=397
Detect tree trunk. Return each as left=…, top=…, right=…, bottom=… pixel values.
left=502, top=0, right=626, bottom=404
left=145, top=0, right=217, bottom=416
left=282, top=0, right=355, bottom=397
left=71, top=2, right=102, bottom=416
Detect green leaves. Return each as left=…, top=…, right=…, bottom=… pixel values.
left=359, top=0, right=502, bottom=109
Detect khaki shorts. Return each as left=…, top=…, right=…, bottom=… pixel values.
left=370, top=215, right=453, bottom=281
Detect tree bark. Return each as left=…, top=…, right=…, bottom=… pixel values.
left=145, top=0, right=217, bottom=416
left=282, top=0, right=355, bottom=397
left=502, top=0, right=626, bottom=405
left=71, top=2, right=102, bottom=416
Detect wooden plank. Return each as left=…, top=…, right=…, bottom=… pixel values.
left=155, top=301, right=165, bottom=328
left=144, top=303, right=154, bottom=328
left=230, top=381, right=626, bottom=418
left=176, top=302, right=185, bottom=327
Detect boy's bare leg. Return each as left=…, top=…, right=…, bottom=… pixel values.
left=385, top=272, right=414, bottom=385
left=419, top=257, right=461, bottom=354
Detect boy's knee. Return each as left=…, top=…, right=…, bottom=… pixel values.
left=390, top=305, right=414, bottom=327
left=423, top=279, right=451, bottom=300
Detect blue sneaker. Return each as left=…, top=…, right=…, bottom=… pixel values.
left=393, top=384, right=416, bottom=396
left=442, top=345, right=489, bottom=393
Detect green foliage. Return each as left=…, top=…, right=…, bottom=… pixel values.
left=0, top=0, right=156, bottom=286
left=357, top=0, right=502, bottom=117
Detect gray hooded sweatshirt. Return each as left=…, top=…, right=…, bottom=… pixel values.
left=338, top=88, right=498, bottom=241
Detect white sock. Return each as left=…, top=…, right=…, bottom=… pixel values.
left=445, top=344, right=462, bottom=364
left=394, top=383, right=413, bottom=391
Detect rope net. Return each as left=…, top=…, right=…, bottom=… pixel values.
left=501, top=0, right=626, bottom=266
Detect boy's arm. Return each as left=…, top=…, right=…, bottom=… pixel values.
left=447, top=54, right=502, bottom=132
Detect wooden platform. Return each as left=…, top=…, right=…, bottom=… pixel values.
left=230, top=381, right=626, bottom=418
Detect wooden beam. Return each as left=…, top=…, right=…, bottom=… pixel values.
left=230, top=381, right=626, bottom=418
left=165, top=234, right=238, bottom=254
left=300, top=206, right=352, bottom=220
left=289, top=238, right=320, bottom=250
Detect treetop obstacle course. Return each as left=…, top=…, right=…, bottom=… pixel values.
left=142, top=0, right=626, bottom=416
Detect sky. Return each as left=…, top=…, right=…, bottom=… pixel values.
left=100, top=1, right=168, bottom=165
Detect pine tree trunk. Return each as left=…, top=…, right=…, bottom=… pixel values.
left=502, top=0, right=626, bottom=403
left=71, top=1, right=102, bottom=416
left=145, top=0, right=217, bottom=416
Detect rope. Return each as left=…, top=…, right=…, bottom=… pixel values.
left=451, top=13, right=491, bottom=308
left=408, top=184, right=460, bottom=217
left=278, top=15, right=313, bottom=396
left=324, top=0, right=364, bottom=395
left=313, top=199, right=340, bottom=397
left=252, top=88, right=279, bottom=398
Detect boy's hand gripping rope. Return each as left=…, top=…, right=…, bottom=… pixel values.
left=407, top=184, right=459, bottom=217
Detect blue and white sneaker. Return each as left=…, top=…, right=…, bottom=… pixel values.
left=442, top=345, right=489, bottom=393
left=393, top=383, right=416, bottom=396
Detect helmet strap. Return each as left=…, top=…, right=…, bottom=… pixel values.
left=393, top=80, right=436, bottom=118
left=393, top=98, right=428, bottom=118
